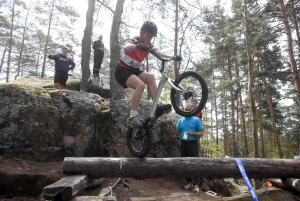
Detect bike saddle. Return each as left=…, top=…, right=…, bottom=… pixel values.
left=155, top=104, right=172, bottom=118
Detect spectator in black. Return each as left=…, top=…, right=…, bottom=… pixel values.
left=92, top=35, right=104, bottom=77
left=48, top=47, right=75, bottom=90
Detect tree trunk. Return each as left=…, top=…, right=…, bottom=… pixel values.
left=210, top=99, right=213, bottom=134
left=0, top=42, right=8, bottom=73
left=291, top=0, right=300, bottom=52
left=80, top=0, right=95, bottom=92
left=244, top=0, right=259, bottom=158
left=236, top=64, right=248, bottom=157
left=110, top=0, right=125, bottom=100
left=223, top=90, right=228, bottom=156
left=173, top=0, right=179, bottom=79
left=41, top=0, right=55, bottom=79
left=36, top=48, right=41, bottom=74
left=257, top=79, right=265, bottom=158
left=279, top=0, right=300, bottom=99
left=235, top=98, right=239, bottom=158
left=258, top=57, right=283, bottom=158
left=15, top=5, right=30, bottom=80
left=226, top=48, right=237, bottom=157
left=6, top=1, right=15, bottom=83
left=63, top=157, right=300, bottom=179
left=213, top=73, right=219, bottom=147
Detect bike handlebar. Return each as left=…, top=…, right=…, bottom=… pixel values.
left=150, top=50, right=175, bottom=73
left=150, top=50, right=174, bottom=62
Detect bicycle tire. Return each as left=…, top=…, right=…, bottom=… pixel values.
left=126, top=123, right=153, bottom=158
left=170, top=71, right=208, bottom=117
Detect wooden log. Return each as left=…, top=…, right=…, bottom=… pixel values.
left=63, top=157, right=300, bottom=179
left=43, top=175, right=103, bottom=200
left=270, top=178, right=300, bottom=193
left=284, top=178, right=300, bottom=192
left=268, top=178, right=288, bottom=189
left=70, top=196, right=117, bottom=201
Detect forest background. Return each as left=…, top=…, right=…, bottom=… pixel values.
left=1, top=0, right=300, bottom=160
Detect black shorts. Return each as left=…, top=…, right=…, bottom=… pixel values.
left=114, top=65, right=143, bottom=88
left=180, top=140, right=199, bottom=157
left=54, top=71, right=68, bottom=87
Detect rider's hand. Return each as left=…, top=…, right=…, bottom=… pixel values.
left=136, top=43, right=149, bottom=52
left=173, top=55, right=182, bottom=61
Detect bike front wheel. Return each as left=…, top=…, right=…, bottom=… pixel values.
left=171, top=71, right=208, bottom=117
left=126, top=123, right=153, bottom=158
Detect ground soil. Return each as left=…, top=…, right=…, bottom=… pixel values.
left=0, top=156, right=297, bottom=201
left=81, top=177, right=224, bottom=201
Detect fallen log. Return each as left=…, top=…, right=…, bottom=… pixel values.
left=63, top=157, right=300, bottom=179
left=43, top=175, right=103, bottom=200
left=70, top=196, right=116, bottom=201
left=268, top=178, right=287, bottom=189
left=269, top=178, right=300, bottom=193
left=285, top=178, right=300, bottom=192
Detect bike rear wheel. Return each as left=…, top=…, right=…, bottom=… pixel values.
left=170, top=71, right=208, bottom=117
left=126, top=123, right=153, bottom=158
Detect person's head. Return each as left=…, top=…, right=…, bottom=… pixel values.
left=140, top=21, right=157, bottom=44
left=61, top=47, right=68, bottom=56
left=99, top=35, right=103, bottom=41
left=192, top=100, right=198, bottom=110
left=185, top=104, right=193, bottom=112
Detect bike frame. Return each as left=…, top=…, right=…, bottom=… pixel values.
left=149, top=52, right=182, bottom=119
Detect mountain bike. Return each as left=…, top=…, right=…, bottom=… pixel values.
left=126, top=51, right=208, bottom=158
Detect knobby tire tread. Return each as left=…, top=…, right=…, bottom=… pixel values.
left=126, top=123, right=152, bottom=158
left=170, top=71, right=208, bottom=117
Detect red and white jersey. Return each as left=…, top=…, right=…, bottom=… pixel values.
left=118, top=36, right=156, bottom=69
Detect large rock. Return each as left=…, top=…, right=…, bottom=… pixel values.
left=0, top=76, right=180, bottom=161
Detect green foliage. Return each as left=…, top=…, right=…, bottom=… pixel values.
left=201, top=129, right=224, bottom=158
left=0, top=14, right=10, bottom=28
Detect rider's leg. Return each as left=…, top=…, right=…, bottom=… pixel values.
left=54, top=83, right=60, bottom=89
left=138, top=72, right=157, bottom=100
left=138, top=72, right=171, bottom=117
left=58, top=84, right=64, bottom=90
left=126, top=74, right=145, bottom=117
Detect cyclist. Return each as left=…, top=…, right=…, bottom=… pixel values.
left=115, top=20, right=182, bottom=127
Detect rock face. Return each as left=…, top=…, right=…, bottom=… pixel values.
left=0, top=76, right=181, bottom=161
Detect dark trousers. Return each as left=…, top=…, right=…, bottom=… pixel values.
left=181, top=140, right=203, bottom=186
left=93, top=54, right=103, bottom=75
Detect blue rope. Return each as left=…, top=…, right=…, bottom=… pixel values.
left=234, top=158, right=259, bottom=201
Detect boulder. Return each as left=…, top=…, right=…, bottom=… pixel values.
left=0, top=76, right=181, bottom=161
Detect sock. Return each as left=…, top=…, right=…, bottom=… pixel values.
left=129, top=110, right=138, bottom=118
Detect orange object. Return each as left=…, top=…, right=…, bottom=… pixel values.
left=265, top=181, right=272, bottom=187
left=96, top=103, right=102, bottom=109
left=59, top=91, right=66, bottom=96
